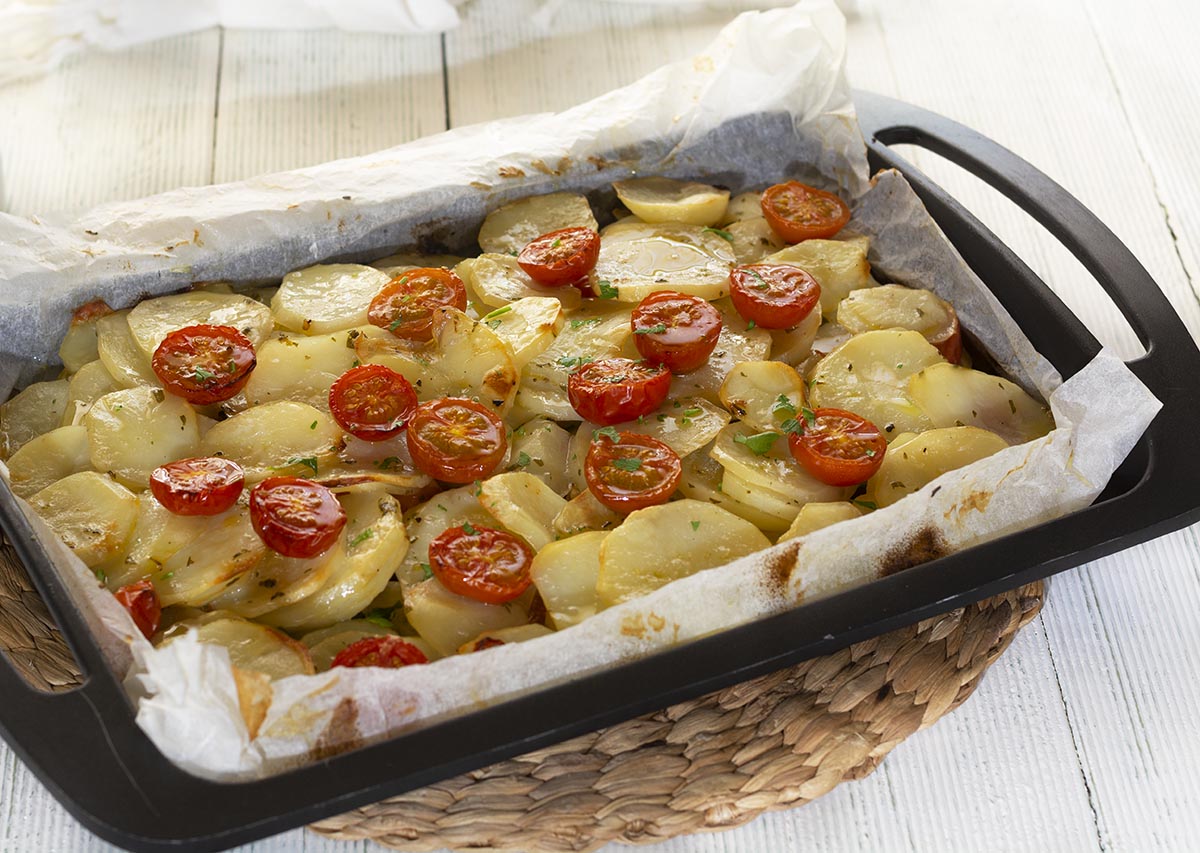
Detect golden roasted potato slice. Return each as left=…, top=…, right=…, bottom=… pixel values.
left=866, top=426, right=1009, bottom=508
left=96, top=311, right=159, bottom=388
left=776, top=501, right=863, bottom=542
left=719, top=360, right=806, bottom=433
left=127, top=291, right=273, bottom=359
left=241, top=330, right=359, bottom=410
left=6, top=425, right=92, bottom=498
left=154, top=506, right=267, bottom=607
left=29, top=471, right=139, bottom=568
left=456, top=254, right=582, bottom=311
left=1, top=379, right=69, bottom=457
left=478, top=472, right=568, bottom=551
left=530, top=531, right=606, bottom=628
left=459, top=623, right=554, bottom=654
left=167, top=616, right=315, bottom=680
left=480, top=297, right=564, bottom=371
left=272, top=264, right=393, bottom=335
left=477, top=191, right=598, bottom=254
left=612, top=178, right=729, bottom=227
left=85, top=387, right=200, bottom=488
left=404, top=577, right=530, bottom=658
left=907, top=363, right=1054, bottom=446
left=510, top=417, right=573, bottom=495
left=199, top=401, right=341, bottom=483
left=395, top=485, right=498, bottom=589
left=591, top=222, right=735, bottom=302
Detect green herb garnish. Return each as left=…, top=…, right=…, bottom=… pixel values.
left=363, top=609, right=392, bottom=628
left=733, top=431, right=780, bottom=456
left=350, top=528, right=374, bottom=548
left=690, top=520, right=701, bottom=531
left=482, top=305, right=512, bottom=321
left=852, top=499, right=877, bottom=511
left=597, top=280, right=619, bottom=299
left=612, top=457, right=642, bottom=472
left=461, top=522, right=478, bottom=535
left=635, top=324, right=668, bottom=335
left=516, top=451, right=532, bottom=467
left=703, top=227, right=734, bottom=242
left=593, top=426, right=621, bottom=443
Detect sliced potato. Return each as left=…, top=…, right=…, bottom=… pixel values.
left=207, top=545, right=339, bottom=620
left=172, top=617, right=315, bottom=680
left=96, top=311, right=159, bottom=388
left=596, top=500, right=770, bottom=607
left=838, top=283, right=955, bottom=337
left=530, top=531, right=605, bottom=628
left=808, top=330, right=945, bottom=438
left=479, top=472, right=568, bottom=551
left=300, top=618, right=398, bottom=648
left=481, top=297, right=564, bottom=370
left=59, top=319, right=102, bottom=374
left=565, top=397, right=730, bottom=492
left=720, top=191, right=764, bottom=226
left=768, top=306, right=822, bottom=366
left=319, top=433, right=433, bottom=495
left=612, top=177, right=729, bottom=227
left=509, top=417, right=573, bottom=495
left=7, top=425, right=92, bottom=498
left=241, top=330, right=359, bottom=410
left=106, top=496, right=211, bottom=588
left=591, top=222, right=735, bottom=302
left=404, top=577, right=530, bottom=658
left=153, top=505, right=267, bottom=607
left=866, top=426, right=1010, bottom=508
left=127, top=291, right=273, bottom=359
left=907, top=363, right=1054, bottom=446
left=676, top=444, right=786, bottom=531
left=370, top=252, right=465, bottom=274
left=763, top=237, right=874, bottom=320
left=477, top=192, right=598, bottom=254
left=0, top=379, right=69, bottom=458
left=460, top=623, right=554, bottom=653
left=456, top=254, right=582, bottom=311
left=669, top=319, right=772, bottom=404
left=199, top=401, right=342, bottom=483
left=726, top=217, right=785, bottom=264
left=395, top=486, right=498, bottom=589
left=552, top=489, right=622, bottom=536
left=777, top=501, right=863, bottom=542
left=260, top=491, right=408, bottom=632
left=85, top=387, right=200, bottom=488
left=62, top=360, right=122, bottom=426
left=719, top=360, right=806, bottom=432
left=717, top=468, right=803, bottom=531
left=28, top=471, right=139, bottom=568
left=710, top=424, right=849, bottom=506
left=272, top=264, right=393, bottom=335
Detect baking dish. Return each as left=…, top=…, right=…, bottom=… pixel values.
left=0, top=91, right=1197, bottom=852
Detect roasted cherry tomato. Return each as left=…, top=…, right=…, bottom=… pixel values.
left=761, top=181, right=851, bottom=242
left=406, top=398, right=507, bottom=483
left=429, top=523, right=533, bottom=604
left=787, top=408, right=887, bottom=487
left=585, top=431, right=682, bottom=513
left=630, top=291, right=723, bottom=373
left=149, top=456, right=245, bottom=516
left=249, top=477, right=346, bottom=558
left=332, top=635, right=429, bottom=669
left=566, top=358, right=672, bottom=426
left=729, top=264, right=821, bottom=330
left=152, top=324, right=256, bottom=404
left=114, top=579, right=161, bottom=640
left=517, top=227, right=601, bottom=286
left=329, top=364, right=418, bottom=441
left=368, top=267, right=467, bottom=342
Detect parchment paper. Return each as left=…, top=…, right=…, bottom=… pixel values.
left=0, top=1, right=1160, bottom=781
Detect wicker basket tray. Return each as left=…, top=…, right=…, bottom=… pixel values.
left=0, top=532, right=1042, bottom=852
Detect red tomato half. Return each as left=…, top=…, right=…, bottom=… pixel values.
left=149, top=457, right=245, bottom=516
left=630, top=291, right=723, bottom=374
left=115, top=580, right=161, bottom=640
left=332, top=636, right=429, bottom=669
left=729, top=264, right=821, bottom=330
left=787, top=408, right=887, bottom=487
left=368, top=268, right=467, bottom=342
left=518, top=227, right=601, bottom=286
left=429, top=524, right=533, bottom=604
left=585, top=431, right=681, bottom=513
left=152, top=324, right=256, bottom=404
left=249, top=477, right=347, bottom=558
left=329, top=364, right=418, bottom=441
left=566, top=358, right=672, bottom=426
left=761, top=181, right=851, bottom=243
left=406, top=398, right=508, bottom=483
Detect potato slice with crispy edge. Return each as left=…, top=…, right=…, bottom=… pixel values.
left=480, top=297, right=565, bottom=371
left=164, top=616, right=315, bottom=680
left=459, top=623, right=554, bottom=654
left=719, top=360, right=807, bottom=433
left=153, top=505, right=267, bottom=607
left=29, top=471, right=139, bottom=568
left=1, top=379, right=69, bottom=459
left=907, top=363, right=1053, bottom=446
left=866, top=426, right=1010, bottom=508
left=776, top=501, right=864, bottom=542
left=199, top=400, right=342, bottom=484
left=7, top=425, right=92, bottom=498
left=552, top=489, right=623, bottom=536
left=404, top=577, right=531, bottom=658
left=96, top=311, right=159, bottom=388
left=709, top=423, right=850, bottom=507
left=596, top=499, right=770, bottom=608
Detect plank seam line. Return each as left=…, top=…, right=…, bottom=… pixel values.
left=876, top=760, right=920, bottom=852
left=1080, top=0, right=1197, bottom=303
left=209, top=28, right=227, bottom=186
left=1039, top=609, right=1107, bottom=852
left=440, top=33, right=452, bottom=131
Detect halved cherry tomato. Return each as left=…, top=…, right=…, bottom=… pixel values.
left=329, top=364, right=418, bottom=441
left=249, top=477, right=346, bottom=558
left=368, top=267, right=467, bottom=342
left=115, top=580, right=161, bottom=640
left=332, top=636, right=429, bottom=669
left=566, top=358, right=672, bottom=426
left=761, top=181, right=851, bottom=242
left=585, top=431, right=682, bottom=513
left=429, top=523, right=533, bottom=604
left=787, top=408, right=887, bottom=487
left=152, top=324, right=256, bottom=404
left=406, top=398, right=507, bottom=483
left=518, top=227, right=601, bottom=286
left=729, top=264, right=821, bottom=330
left=630, top=291, right=723, bottom=374
left=149, top=456, right=245, bottom=516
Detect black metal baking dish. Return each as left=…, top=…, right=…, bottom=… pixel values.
left=1, top=91, right=1198, bottom=853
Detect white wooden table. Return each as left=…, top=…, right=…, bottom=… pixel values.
left=3, top=1, right=1200, bottom=850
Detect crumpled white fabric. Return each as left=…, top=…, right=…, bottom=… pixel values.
left=0, top=0, right=463, bottom=85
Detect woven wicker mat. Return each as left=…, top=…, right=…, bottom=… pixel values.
left=0, top=534, right=1042, bottom=852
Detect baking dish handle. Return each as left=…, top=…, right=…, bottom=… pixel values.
left=852, top=89, right=1198, bottom=388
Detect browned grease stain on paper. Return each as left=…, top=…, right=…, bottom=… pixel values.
left=761, top=539, right=803, bottom=595
left=309, top=697, right=363, bottom=762
left=880, top=526, right=950, bottom=578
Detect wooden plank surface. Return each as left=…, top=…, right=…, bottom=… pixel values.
left=2, top=1, right=1198, bottom=851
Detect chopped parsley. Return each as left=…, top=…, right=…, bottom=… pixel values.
left=593, top=426, right=621, bottom=443
left=800, top=405, right=817, bottom=426
left=461, top=521, right=478, bottom=535
left=612, top=457, right=642, bottom=472
left=733, top=431, right=780, bottom=456
left=192, top=366, right=217, bottom=382
left=309, top=420, right=318, bottom=430
left=418, top=562, right=433, bottom=579
left=363, top=609, right=392, bottom=628
left=570, top=318, right=601, bottom=329
left=771, top=394, right=797, bottom=417
left=597, top=280, right=619, bottom=299
left=748, top=268, right=771, bottom=290
left=690, top=520, right=701, bottom=531
left=515, top=451, right=532, bottom=467
left=864, top=448, right=877, bottom=458
left=702, top=227, right=734, bottom=242
left=746, top=319, right=756, bottom=330
left=852, top=498, right=877, bottom=511
left=779, top=417, right=803, bottom=435
left=551, top=238, right=563, bottom=248
left=282, top=456, right=319, bottom=476
left=681, top=407, right=703, bottom=418
left=94, top=568, right=107, bottom=585
left=482, top=305, right=512, bottom=321
left=557, top=355, right=592, bottom=371
left=375, top=456, right=401, bottom=470
left=350, top=529, right=374, bottom=547
left=635, top=324, right=667, bottom=335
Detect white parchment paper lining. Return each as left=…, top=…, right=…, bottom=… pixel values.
left=0, top=2, right=1159, bottom=781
